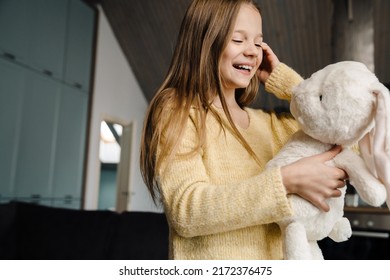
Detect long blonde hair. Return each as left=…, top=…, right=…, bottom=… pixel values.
left=140, top=0, right=262, bottom=204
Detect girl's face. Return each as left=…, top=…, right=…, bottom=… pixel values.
left=220, top=4, right=263, bottom=92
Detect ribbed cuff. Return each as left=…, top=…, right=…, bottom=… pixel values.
left=265, top=63, right=303, bottom=101
left=270, top=167, right=293, bottom=217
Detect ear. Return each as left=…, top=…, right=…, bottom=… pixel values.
left=359, top=83, right=390, bottom=208
left=373, top=84, right=390, bottom=208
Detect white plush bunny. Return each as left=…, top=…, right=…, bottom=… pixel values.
left=265, top=61, right=390, bottom=260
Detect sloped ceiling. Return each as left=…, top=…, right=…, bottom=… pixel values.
left=88, top=0, right=390, bottom=110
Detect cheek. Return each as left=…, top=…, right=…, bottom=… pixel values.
left=220, top=52, right=233, bottom=69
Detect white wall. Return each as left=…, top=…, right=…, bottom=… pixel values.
left=84, top=6, right=161, bottom=213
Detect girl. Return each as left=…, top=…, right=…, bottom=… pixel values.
left=140, top=0, right=347, bottom=259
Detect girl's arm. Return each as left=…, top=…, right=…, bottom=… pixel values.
left=157, top=117, right=292, bottom=238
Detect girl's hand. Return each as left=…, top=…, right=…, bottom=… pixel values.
left=257, top=42, right=280, bottom=84
left=281, top=145, right=348, bottom=212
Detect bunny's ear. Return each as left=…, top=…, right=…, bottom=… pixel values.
left=359, top=83, right=390, bottom=209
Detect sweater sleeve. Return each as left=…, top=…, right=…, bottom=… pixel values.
left=269, top=111, right=300, bottom=154
left=265, top=63, right=304, bottom=101
left=157, top=116, right=292, bottom=238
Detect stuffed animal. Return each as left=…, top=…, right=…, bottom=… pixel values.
left=265, top=61, right=390, bottom=260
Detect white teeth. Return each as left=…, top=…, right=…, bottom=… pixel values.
left=242, top=65, right=252, bottom=70
left=235, top=65, right=253, bottom=71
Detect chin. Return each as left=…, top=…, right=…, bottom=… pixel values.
left=237, top=81, right=251, bottom=88
left=232, top=79, right=251, bottom=88
left=224, top=77, right=252, bottom=90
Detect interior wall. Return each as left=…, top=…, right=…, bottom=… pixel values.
left=84, top=5, right=161, bottom=212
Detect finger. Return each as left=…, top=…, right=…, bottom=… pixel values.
left=337, top=179, right=347, bottom=188
left=306, top=192, right=331, bottom=212
left=262, top=43, right=280, bottom=65
left=316, top=145, right=342, bottom=161
left=261, top=42, right=275, bottom=56
left=317, top=200, right=330, bottom=212
left=331, top=188, right=342, bottom=197
left=261, top=42, right=269, bottom=51
left=261, top=43, right=271, bottom=57
left=334, top=168, right=348, bottom=181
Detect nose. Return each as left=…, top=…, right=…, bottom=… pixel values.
left=244, top=42, right=260, bottom=57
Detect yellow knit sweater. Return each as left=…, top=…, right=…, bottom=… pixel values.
left=158, top=63, right=303, bottom=259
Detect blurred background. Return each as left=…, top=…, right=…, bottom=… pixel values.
left=93, top=0, right=390, bottom=109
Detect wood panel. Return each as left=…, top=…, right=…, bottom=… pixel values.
left=99, top=0, right=390, bottom=109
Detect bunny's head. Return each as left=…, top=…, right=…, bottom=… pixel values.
left=290, top=61, right=382, bottom=146
left=291, top=61, right=390, bottom=208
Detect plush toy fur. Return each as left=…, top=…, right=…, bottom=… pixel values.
left=265, top=61, right=390, bottom=260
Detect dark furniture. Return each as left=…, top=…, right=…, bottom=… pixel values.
left=0, top=201, right=169, bottom=260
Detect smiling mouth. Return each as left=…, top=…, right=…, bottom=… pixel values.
left=233, top=64, right=253, bottom=72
